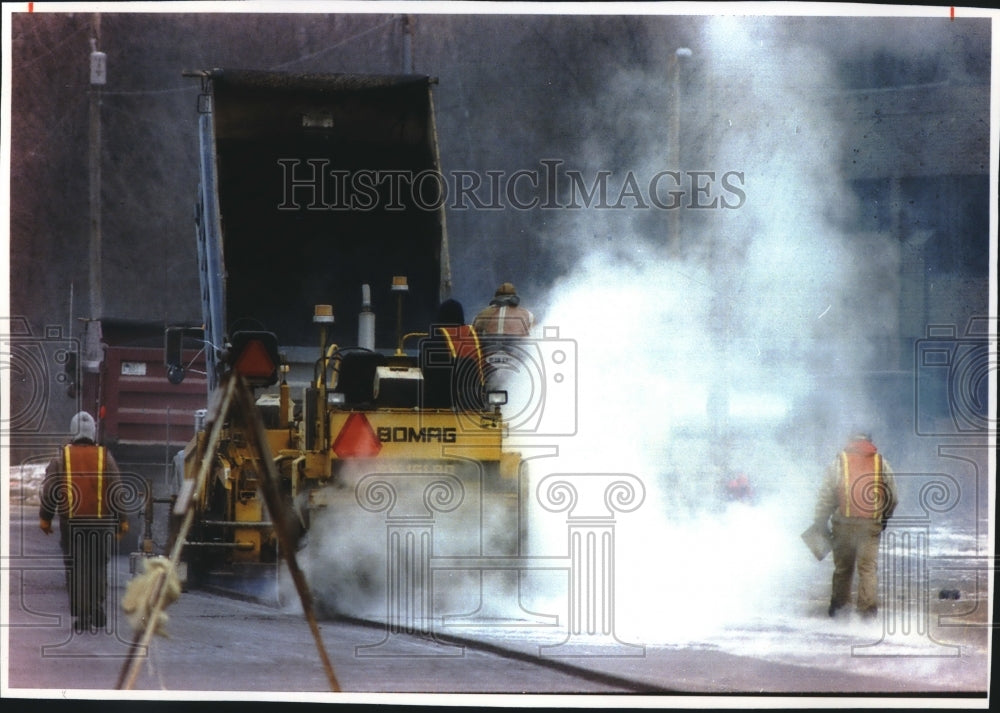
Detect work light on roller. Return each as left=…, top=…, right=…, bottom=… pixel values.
left=228, top=331, right=281, bottom=387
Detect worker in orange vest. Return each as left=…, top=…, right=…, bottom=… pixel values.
left=422, top=299, right=485, bottom=410
left=813, top=432, right=898, bottom=619
left=473, top=282, right=534, bottom=337
left=473, top=283, right=535, bottom=398
left=40, top=411, right=128, bottom=632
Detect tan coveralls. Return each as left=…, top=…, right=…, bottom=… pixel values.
left=813, top=437, right=898, bottom=616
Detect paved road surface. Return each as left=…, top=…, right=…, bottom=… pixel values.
left=4, top=505, right=990, bottom=704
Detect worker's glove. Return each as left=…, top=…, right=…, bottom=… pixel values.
left=880, top=517, right=889, bottom=532
left=39, top=519, right=53, bottom=535
left=117, top=519, right=129, bottom=541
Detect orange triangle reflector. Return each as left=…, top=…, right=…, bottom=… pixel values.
left=332, top=412, right=382, bottom=458
left=233, top=338, right=276, bottom=381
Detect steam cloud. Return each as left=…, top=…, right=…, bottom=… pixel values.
left=291, top=16, right=983, bottom=665
left=523, top=16, right=903, bottom=642
left=291, top=15, right=902, bottom=639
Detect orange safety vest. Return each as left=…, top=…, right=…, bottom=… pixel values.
left=837, top=449, right=885, bottom=519
left=437, top=325, right=485, bottom=384
left=61, top=444, right=110, bottom=519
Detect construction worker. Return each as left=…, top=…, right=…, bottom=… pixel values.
left=813, top=432, right=898, bottom=619
left=422, top=299, right=485, bottom=409
left=40, top=411, right=128, bottom=632
left=473, top=282, right=534, bottom=337
left=723, top=472, right=754, bottom=503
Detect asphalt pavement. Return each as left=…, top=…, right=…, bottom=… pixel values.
left=4, top=504, right=990, bottom=704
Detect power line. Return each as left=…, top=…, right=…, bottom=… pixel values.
left=12, top=21, right=88, bottom=70
left=270, top=16, right=398, bottom=71
left=101, top=85, right=198, bottom=96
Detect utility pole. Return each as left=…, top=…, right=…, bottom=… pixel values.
left=667, top=47, right=691, bottom=258
left=89, top=15, right=105, bottom=320
left=401, top=14, right=414, bottom=74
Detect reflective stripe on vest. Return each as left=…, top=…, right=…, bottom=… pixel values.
left=97, top=445, right=105, bottom=518
left=63, top=445, right=73, bottom=517
left=496, top=306, right=509, bottom=334
left=477, top=305, right=530, bottom=336
left=439, top=325, right=485, bottom=384
left=839, top=450, right=882, bottom=519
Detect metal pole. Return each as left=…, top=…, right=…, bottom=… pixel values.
left=667, top=48, right=691, bottom=258
left=233, top=377, right=341, bottom=692
left=164, top=406, right=171, bottom=486
left=88, top=16, right=104, bottom=319
left=402, top=14, right=413, bottom=74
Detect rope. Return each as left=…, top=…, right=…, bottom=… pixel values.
left=121, top=556, right=181, bottom=638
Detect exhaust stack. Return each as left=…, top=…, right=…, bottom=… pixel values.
left=359, top=284, right=375, bottom=350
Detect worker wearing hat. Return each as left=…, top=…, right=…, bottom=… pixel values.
left=812, top=431, right=898, bottom=619
left=40, top=411, right=128, bottom=632
left=473, top=282, right=535, bottom=337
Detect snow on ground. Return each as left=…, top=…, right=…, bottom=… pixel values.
left=8, top=463, right=47, bottom=507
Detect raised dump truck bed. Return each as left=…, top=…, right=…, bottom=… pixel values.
left=190, top=69, right=452, bottom=388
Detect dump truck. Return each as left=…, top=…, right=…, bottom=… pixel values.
left=166, top=70, right=522, bottom=607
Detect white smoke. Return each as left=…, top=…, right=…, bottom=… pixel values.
left=286, top=16, right=980, bottom=678
left=290, top=458, right=524, bottom=622
left=286, top=14, right=909, bottom=642
left=518, top=16, right=903, bottom=643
